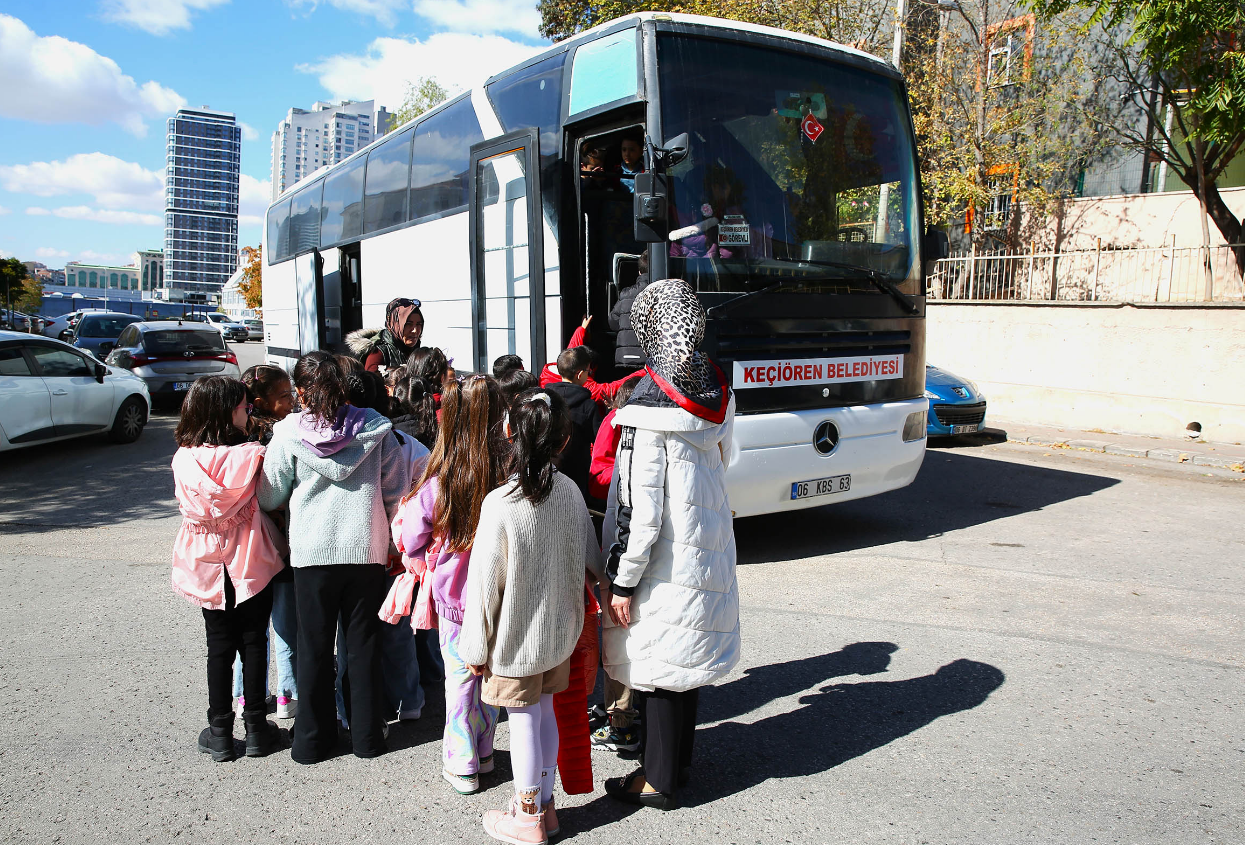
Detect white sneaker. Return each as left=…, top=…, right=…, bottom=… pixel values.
left=234, top=696, right=245, bottom=717
left=276, top=696, right=297, bottom=720
left=443, top=769, right=480, bottom=795
left=478, top=753, right=495, bottom=774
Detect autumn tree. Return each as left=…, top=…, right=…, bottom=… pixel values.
left=1, top=257, right=43, bottom=321
left=238, top=245, right=263, bottom=315
left=392, top=77, right=451, bottom=128
left=1028, top=0, right=1245, bottom=276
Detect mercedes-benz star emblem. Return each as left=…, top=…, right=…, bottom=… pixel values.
left=813, top=420, right=839, bottom=455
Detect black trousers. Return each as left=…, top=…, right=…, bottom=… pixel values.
left=202, top=577, right=273, bottom=719
left=638, top=687, right=699, bottom=795
left=293, top=564, right=387, bottom=763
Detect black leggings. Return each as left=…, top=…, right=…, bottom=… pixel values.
left=638, top=687, right=699, bottom=795
left=202, top=577, right=273, bottom=719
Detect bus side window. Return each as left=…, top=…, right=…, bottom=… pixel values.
left=363, top=128, right=412, bottom=234
left=409, top=97, right=484, bottom=222
left=487, top=52, right=567, bottom=158
left=321, top=157, right=366, bottom=248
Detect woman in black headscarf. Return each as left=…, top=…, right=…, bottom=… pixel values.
left=346, top=298, right=423, bottom=373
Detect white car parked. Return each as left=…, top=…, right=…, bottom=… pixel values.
left=0, top=330, right=151, bottom=452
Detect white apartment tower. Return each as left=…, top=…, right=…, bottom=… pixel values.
left=270, top=100, right=393, bottom=199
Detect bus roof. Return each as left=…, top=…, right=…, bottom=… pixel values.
left=268, top=13, right=896, bottom=207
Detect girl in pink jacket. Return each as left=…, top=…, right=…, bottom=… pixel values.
left=171, top=376, right=286, bottom=762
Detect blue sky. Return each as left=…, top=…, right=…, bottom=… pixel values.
left=0, top=1, right=547, bottom=268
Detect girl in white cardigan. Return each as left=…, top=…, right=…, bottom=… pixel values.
left=460, top=388, right=603, bottom=845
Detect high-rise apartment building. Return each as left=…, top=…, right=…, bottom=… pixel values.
left=165, top=107, right=240, bottom=303
left=270, top=100, right=392, bottom=199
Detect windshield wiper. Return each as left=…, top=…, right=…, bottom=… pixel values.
left=771, top=256, right=919, bottom=315
left=705, top=279, right=817, bottom=316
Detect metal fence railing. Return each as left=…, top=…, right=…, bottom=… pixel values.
left=929, top=241, right=1245, bottom=303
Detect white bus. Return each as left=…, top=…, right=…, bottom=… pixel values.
left=263, top=12, right=945, bottom=518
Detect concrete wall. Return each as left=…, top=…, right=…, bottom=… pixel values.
left=1047, top=186, right=1245, bottom=251
left=927, top=302, right=1245, bottom=444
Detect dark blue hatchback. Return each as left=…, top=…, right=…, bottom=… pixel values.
left=925, top=365, right=987, bottom=436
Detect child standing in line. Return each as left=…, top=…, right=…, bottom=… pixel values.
left=461, top=388, right=604, bottom=844
left=392, top=376, right=509, bottom=794
left=228, top=365, right=299, bottom=720
left=171, top=376, right=287, bottom=762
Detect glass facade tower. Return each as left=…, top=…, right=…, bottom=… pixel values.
left=165, top=107, right=241, bottom=303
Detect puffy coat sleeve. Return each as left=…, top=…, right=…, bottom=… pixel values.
left=605, top=426, right=666, bottom=595
left=459, top=493, right=508, bottom=668
left=378, top=427, right=410, bottom=522
left=257, top=431, right=295, bottom=512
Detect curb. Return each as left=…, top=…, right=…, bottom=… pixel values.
left=1009, top=435, right=1245, bottom=472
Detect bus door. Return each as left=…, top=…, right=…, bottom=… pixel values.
left=468, top=130, right=545, bottom=375
left=338, top=245, right=364, bottom=346
left=293, top=251, right=320, bottom=356
left=317, top=245, right=362, bottom=352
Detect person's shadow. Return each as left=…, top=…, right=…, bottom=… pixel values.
left=686, top=657, right=1005, bottom=805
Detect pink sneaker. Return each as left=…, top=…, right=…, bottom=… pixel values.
left=276, top=696, right=297, bottom=720
left=483, top=798, right=547, bottom=845
left=542, top=799, right=559, bottom=838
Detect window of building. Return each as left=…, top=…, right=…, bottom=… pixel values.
left=985, top=15, right=1035, bottom=89
left=89, top=271, right=97, bottom=287
left=409, top=97, right=484, bottom=221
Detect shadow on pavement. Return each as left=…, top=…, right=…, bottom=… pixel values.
left=928, top=425, right=1010, bottom=448
left=0, top=414, right=180, bottom=533
left=683, top=657, right=1005, bottom=806
left=736, top=444, right=1118, bottom=564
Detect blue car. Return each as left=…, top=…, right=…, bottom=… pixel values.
left=925, top=365, right=987, bottom=436
left=70, top=312, right=143, bottom=359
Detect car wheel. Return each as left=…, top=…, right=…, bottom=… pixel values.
left=110, top=396, right=148, bottom=443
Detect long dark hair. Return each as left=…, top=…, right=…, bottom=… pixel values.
left=508, top=388, right=571, bottom=504
left=420, top=375, right=508, bottom=552
left=406, top=346, right=449, bottom=387
left=175, top=376, right=247, bottom=447
left=392, top=366, right=440, bottom=447
left=293, top=351, right=348, bottom=424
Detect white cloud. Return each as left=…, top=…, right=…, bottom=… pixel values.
left=101, top=0, right=231, bottom=36
left=239, top=121, right=259, bottom=141
left=1, top=153, right=165, bottom=211
left=0, top=14, right=185, bottom=136
left=76, top=250, right=130, bottom=265
left=413, top=0, right=541, bottom=38
left=25, top=207, right=52, bottom=216
left=287, top=0, right=407, bottom=27
left=239, top=174, right=272, bottom=225
left=0, top=205, right=10, bottom=216
left=300, top=32, right=538, bottom=109
left=35, top=247, right=69, bottom=260
left=49, top=206, right=164, bottom=226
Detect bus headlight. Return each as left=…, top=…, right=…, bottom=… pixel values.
left=902, top=410, right=927, bottom=442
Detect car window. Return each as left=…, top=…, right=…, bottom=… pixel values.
left=0, top=346, right=33, bottom=376
left=143, top=330, right=225, bottom=355
left=116, top=325, right=140, bottom=347
left=77, top=315, right=141, bottom=338
left=28, top=345, right=94, bottom=377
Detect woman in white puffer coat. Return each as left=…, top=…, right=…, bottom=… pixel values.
left=601, top=278, right=740, bottom=811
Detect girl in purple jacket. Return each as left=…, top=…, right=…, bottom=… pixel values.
left=399, top=375, right=508, bottom=794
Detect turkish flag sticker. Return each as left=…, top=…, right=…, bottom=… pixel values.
left=801, top=113, right=825, bottom=143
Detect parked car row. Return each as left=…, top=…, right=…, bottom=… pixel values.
left=105, top=321, right=241, bottom=401
left=0, top=330, right=151, bottom=452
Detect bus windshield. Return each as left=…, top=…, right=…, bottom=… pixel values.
left=657, top=34, right=920, bottom=294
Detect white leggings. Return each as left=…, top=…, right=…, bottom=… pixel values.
left=506, top=694, right=559, bottom=806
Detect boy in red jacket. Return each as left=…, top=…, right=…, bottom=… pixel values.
left=539, top=316, right=643, bottom=414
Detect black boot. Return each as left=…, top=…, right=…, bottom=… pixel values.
left=197, top=711, right=236, bottom=762
left=244, top=709, right=285, bottom=758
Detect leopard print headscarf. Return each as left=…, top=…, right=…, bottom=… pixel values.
left=631, top=279, right=726, bottom=414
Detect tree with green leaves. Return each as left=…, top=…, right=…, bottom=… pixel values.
left=392, top=77, right=451, bottom=128
left=1, top=257, right=43, bottom=325
left=1027, top=0, right=1245, bottom=275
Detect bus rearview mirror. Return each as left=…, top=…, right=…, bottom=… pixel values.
left=634, top=172, right=668, bottom=243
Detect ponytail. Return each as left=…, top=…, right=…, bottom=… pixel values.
left=293, top=351, right=348, bottom=424
left=507, top=388, right=571, bottom=504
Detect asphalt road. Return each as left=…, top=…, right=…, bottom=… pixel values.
left=1, top=375, right=1242, bottom=844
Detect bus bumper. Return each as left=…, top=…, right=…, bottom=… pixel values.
left=726, top=399, right=928, bottom=519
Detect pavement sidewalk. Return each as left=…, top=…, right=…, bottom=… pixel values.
left=986, top=418, right=1245, bottom=472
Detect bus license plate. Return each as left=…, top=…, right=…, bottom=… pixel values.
left=952, top=423, right=980, bottom=434
left=791, top=474, right=851, bottom=500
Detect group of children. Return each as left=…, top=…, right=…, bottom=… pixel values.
left=170, top=316, right=655, bottom=844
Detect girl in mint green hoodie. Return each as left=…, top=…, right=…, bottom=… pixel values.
left=259, top=351, right=409, bottom=764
